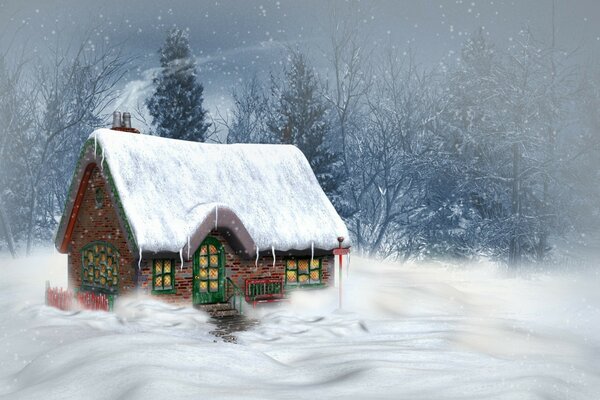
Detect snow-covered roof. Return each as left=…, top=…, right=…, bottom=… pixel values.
left=58, top=128, right=350, bottom=256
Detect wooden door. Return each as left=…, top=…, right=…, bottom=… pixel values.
left=193, top=236, right=225, bottom=304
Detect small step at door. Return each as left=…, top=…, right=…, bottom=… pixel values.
left=194, top=302, right=238, bottom=318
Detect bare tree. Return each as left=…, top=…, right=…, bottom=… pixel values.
left=347, top=48, right=443, bottom=259
left=223, top=75, right=274, bottom=144
left=0, top=50, right=30, bottom=257
left=13, top=33, right=127, bottom=254
left=323, top=5, right=374, bottom=220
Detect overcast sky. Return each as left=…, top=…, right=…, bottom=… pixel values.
left=2, top=0, right=599, bottom=123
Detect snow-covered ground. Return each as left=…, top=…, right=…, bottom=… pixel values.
left=1, top=251, right=599, bottom=399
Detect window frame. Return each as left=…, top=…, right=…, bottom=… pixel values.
left=80, top=241, right=119, bottom=295
left=94, top=187, right=104, bottom=209
left=285, top=257, right=323, bottom=288
left=152, top=258, right=176, bottom=294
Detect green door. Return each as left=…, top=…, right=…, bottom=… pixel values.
left=193, top=236, right=225, bottom=304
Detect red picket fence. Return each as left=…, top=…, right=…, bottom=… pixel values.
left=45, top=281, right=113, bottom=312
left=76, top=290, right=110, bottom=311
left=45, top=285, right=74, bottom=311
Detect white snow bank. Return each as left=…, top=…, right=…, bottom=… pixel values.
left=1, top=252, right=600, bottom=399
left=89, top=129, right=349, bottom=253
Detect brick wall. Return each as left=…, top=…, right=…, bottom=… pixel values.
left=67, top=165, right=136, bottom=295
left=137, top=230, right=334, bottom=305
left=136, top=257, right=194, bottom=304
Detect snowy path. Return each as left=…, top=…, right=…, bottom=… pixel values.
left=0, top=252, right=599, bottom=399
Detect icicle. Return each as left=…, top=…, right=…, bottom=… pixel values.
left=255, top=246, right=259, bottom=270
left=94, top=132, right=97, bottom=156
left=310, top=241, right=314, bottom=266
left=179, top=248, right=184, bottom=271
left=214, top=205, right=218, bottom=230
left=100, top=146, right=105, bottom=171
left=271, top=245, right=276, bottom=269
left=138, top=247, right=142, bottom=270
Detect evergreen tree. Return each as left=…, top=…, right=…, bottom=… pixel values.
left=270, top=50, right=345, bottom=210
left=147, top=28, right=210, bottom=141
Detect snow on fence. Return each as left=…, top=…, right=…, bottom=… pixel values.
left=45, top=281, right=114, bottom=312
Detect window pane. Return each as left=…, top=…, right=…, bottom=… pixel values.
left=199, top=281, right=208, bottom=292
left=286, top=260, right=297, bottom=270
left=199, top=256, right=208, bottom=267
left=286, top=270, right=297, bottom=282
left=310, top=270, right=320, bottom=282
left=209, top=255, right=218, bottom=267
left=199, top=268, right=208, bottom=278
left=310, top=259, right=320, bottom=269
left=164, top=275, right=171, bottom=287
left=208, top=244, right=218, bottom=254
left=209, top=268, right=218, bottom=279
left=209, top=281, right=218, bottom=292
left=155, top=276, right=162, bottom=287
left=154, top=260, right=162, bottom=275
left=298, top=260, right=309, bottom=273
left=298, top=274, right=309, bottom=283
left=163, top=260, right=171, bottom=273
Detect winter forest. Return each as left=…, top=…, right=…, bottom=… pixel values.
left=1, top=0, right=599, bottom=267
left=2, top=1, right=600, bottom=399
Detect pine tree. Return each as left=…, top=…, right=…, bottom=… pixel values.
left=147, top=28, right=210, bottom=141
left=270, top=50, right=345, bottom=210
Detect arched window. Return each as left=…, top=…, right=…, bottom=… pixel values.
left=81, top=242, right=119, bottom=294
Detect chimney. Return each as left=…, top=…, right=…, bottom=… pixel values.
left=122, top=112, right=132, bottom=128
left=112, top=111, right=122, bottom=128
left=110, top=110, right=140, bottom=133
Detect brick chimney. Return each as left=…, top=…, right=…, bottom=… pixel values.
left=111, top=111, right=140, bottom=133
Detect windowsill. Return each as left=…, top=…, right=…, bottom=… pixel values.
left=152, top=289, right=177, bottom=295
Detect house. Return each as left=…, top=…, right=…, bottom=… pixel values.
left=54, top=113, right=350, bottom=311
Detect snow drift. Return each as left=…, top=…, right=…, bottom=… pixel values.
left=1, top=252, right=600, bottom=399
